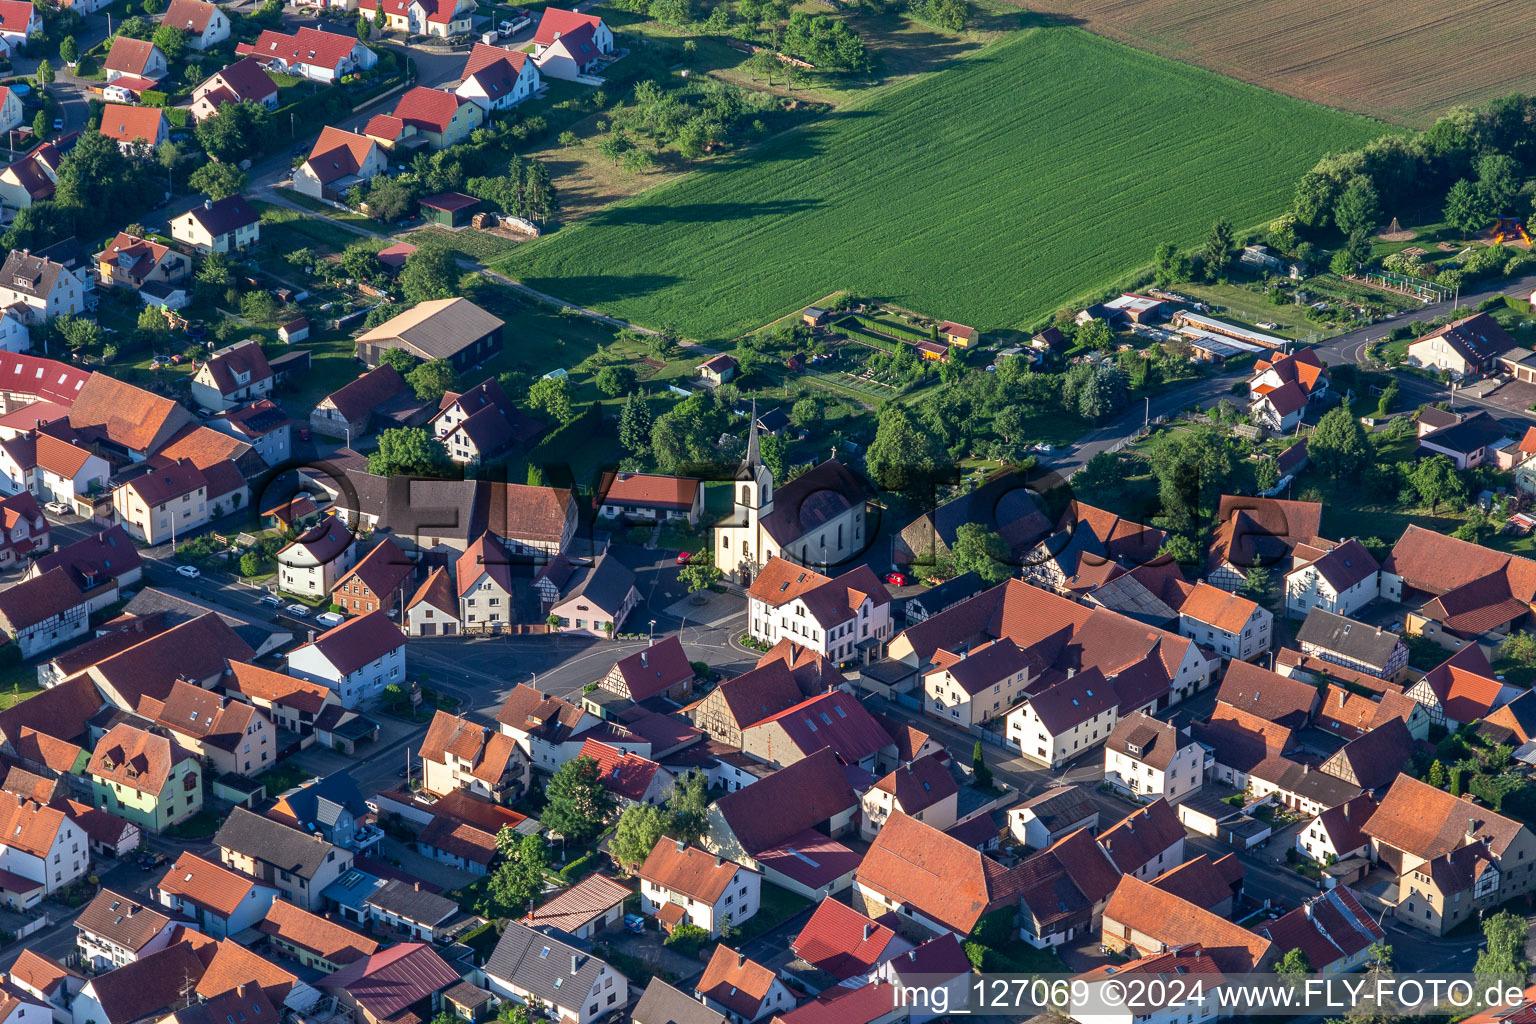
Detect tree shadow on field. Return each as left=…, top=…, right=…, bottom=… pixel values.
left=586, top=198, right=824, bottom=227
left=512, top=273, right=684, bottom=304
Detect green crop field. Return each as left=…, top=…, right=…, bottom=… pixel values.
left=497, top=27, right=1388, bottom=341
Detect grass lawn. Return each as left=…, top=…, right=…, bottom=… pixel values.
left=254, top=201, right=371, bottom=253
left=732, top=882, right=811, bottom=944
left=497, top=27, right=1388, bottom=341
left=0, top=660, right=40, bottom=711
left=274, top=188, right=394, bottom=234
left=166, top=810, right=224, bottom=839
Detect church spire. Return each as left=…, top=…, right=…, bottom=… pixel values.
left=739, top=398, right=761, bottom=480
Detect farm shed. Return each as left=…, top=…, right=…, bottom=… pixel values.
left=420, top=192, right=480, bottom=227
left=279, top=318, right=311, bottom=344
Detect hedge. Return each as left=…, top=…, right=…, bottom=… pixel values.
left=558, top=851, right=601, bottom=883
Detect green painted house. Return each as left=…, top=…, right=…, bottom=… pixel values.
left=87, top=722, right=203, bottom=832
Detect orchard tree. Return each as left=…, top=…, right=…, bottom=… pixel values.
left=609, top=804, right=667, bottom=872
left=367, top=426, right=451, bottom=477
left=1308, top=403, right=1369, bottom=479
left=528, top=376, right=575, bottom=425
left=406, top=358, right=455, bottom=403
left=1408, top=454, right=1466, bottom=513
left=595, top=364, right=636, bottom=397
left=189, top=161, right=247, bottom=200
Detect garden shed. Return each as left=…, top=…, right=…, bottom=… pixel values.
left=420, top=191, right=480, bottom=227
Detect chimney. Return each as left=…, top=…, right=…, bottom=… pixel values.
left=640, top=651, right=647, bottom=669
left=1338, top=690, right=1346, bottom=707
left=736, top=951, right=746, bottom=968
left=204, top=199, right=214, bottom=210
left=715, top=855, right=724, bottom=868
left=676, top=839, right=686, bottom=853
left=308, top=629, right=316, bottom=643
left=1468, top=817, right=1477, bottom=839
left=907, top=950, right=916, bottom=962
left=1303, top=764, right=1309, bottom=774
left=862, top=924, right=873, bottom=941
left=571, top=954, right=580, bottom=975
left=236, top=986, right=245, bottom=999
left=413, top=881, right=420, bottom=891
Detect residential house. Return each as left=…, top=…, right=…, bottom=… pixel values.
left=0, top=0, right=38, bottom=50
left=695, top=946, right=791, bottom=1024
left=310, top=365, right=430, bottom=441
left=174, top=196, right=261, bottom=258
left=219, top=660, right=340, bottom=738
left=189, top=338, right=272, bottom=412
left=745, top=558, right=892, bottom=663
left=494, top=685, right=602, bottom=771
left=530, top=7, right=612, bottom=80
left=0, top=137, right=73, bottom=226
left=1206, top=496, right=1325, bottom=592
left=214, top=805, right=354, bottom=911
left=1253, top=887, right=1385, bottom=974
left=1407, top=645, right=1506, bottom=728
left=689, top=660, right=808, bottom=748
left=140, top=679, right=275, bottom=777
left=286, top=609, right=406, bottom=709
left=0, top=252, right=85, bottom=323
left=1285, top=538, right=1381, bottom=620
left=0, top=86, right=20, bottom=135
left=787, top=897, right=911, bottom=988
left=703, top=748, right=861, bottom=899
left=860, top=753, right=957, bottom=839
left=1021, top=500, right=1166, bottom=596
left=632, top=980, right=728, bottom=1024
left=294, top=126, right=385, bottom=201
left=69, top=942, right=212, bottom=1024
left=8, top=950, right=84, bottom=1024
left=0, top=567, right=88, bottom=658
left=1248, top=348, right=1329, bottom=431
left=1314, top=685, right=1429, bottom=741
left=405, top=567, right=460, bottom=637
left=1094, top=799, right=1185, bottom=881
left=1101, top=876, right=1273, bottom=973
left=1008, top=784, right=1098, bottom=849
left=638, top=838, right=760, bottom=938
left=259, top=899, right=379, bottom=973
left=110, top=460, right=206, bottom=545
left=159, top=0, right=228, bottom=49
left=596, top=472, right=704, bottom=526
left=601, top=636, right=695, bottom=704
left=208, top=399, right=291, bottom=467
left=1296, top=793, right=1376, bottom=865
left=1190, top=703, right=1294, bottom=790
left=86, top=723, right=201, bottom=832
left=455, top=533, right=516, bottom=633
left=523, top=873, right=630, bottom=941
left=483, top=480, right=580, bottom=562
left=96, top=106, right=168, bottom=154
left=236, top=26, right=378, bottom=83
left=331, top=535, right=414, bottom=617
left=320, top=943, right=461, bottom=1024
left=1406, top=312, right=1517, bottom=378
left=153, top=850, right=277, bottom=938
left=1075, top=945, right=1229, bottom=1024
left=741, top=689, right=893, bottom=771
left=433, top=378, right=541, bottom=465
left=355, top=297, right=504, bottom=373
left=356, top=0, right=474, bottom=37
left=894, top=468, right=1050, bottom=570
left=277, top=516, right=357, bottom=597
left=0, top=431, right=109, bottom=510
left=420, top=710, right=529, bottom=802
left=714, top=438, right=868, bottom=584
left=1216, top=660, right=1320, bottom=731
left=455, top=43, right=540, bottom=111
left=390, top=87, right=484, bottom=149
left=102, top=38, right=166, bottom=82
left=1383, top=525, right=1536, bottom=654
left=1418, top=411, right=1509, bottom=469
left=1295, top=608, right=1408, bottom=681
left=269, top=772, right=381, bottom=853
left=1177, top=582, right=1271, bottom=661
left=1005, top=668, right=1120, bottom=769
left=484, top=921, right=629, bottom=1024
left=95, top=232, right=189, bottom=298
left=548, top=555, right=638, bottom=637
left=0, top=489, right=44, bottom=567
left=0, top=791, right=87, bottom=900
left=76, top=610, right=254, bottom=712
left=854, top=811, right=1019, bottom=939
left=578, top=737, right=673, bottom=808
left=1363, top=773, right=1536, bottom=935
left=1103, top=711, right=1207, bottom=803
left=189, top=58, right=278, bottom=121
left=74, top=889, right=179, bottom=969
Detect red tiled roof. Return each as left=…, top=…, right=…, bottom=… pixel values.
left=1363, top=773, right=1527, bottom=861
left=300, top=125, right=379, bottom=185
left=104, top=36, right=160, bottom=76
left=791, top=897, right=900, bottom=982
left=200, top=57, right=277, bottom=104
left=1215, top=660, right=1319, bottom=731
left=713, top=747, right=856, bottom=857
left=746, top=689, right=893, bottom=765
left=162, top=0, right=217, bottom=32
left=156, top=851, right=264, bottom=919
left=1103, top=876, right=1272, bottom=974
left=577, top=737, right=663, bottom=802
left=1096, top=798, right=1185, bottom=876
left=238, top=26, right=361, bottom=72
left=1420, top=644, right=1503, bottom=722
left=855, top=811, right=1012, bottom=934
left=596, top=471, right=700, bottom=512
left=532, top=6, right=602, bottom=46
left=638, top=839, right=753, bottom=904
left=299, top=609, right=403, bottom=675
left=98, top=104, right=165, bottom=145
left=697, top=946, right=778, bottom=1022
left=322, top=944, right=460, bottom=1018
left=393, top=87, right=470, bottom=134
left=606, top=635, right=693, bottom=702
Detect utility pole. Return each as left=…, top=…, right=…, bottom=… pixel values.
left=1144, top=396, right=1149, bottom=430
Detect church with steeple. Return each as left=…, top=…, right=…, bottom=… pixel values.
left=713, top=405, right=870, bottom=585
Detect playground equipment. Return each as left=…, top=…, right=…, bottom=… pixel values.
left=1494, top=217, right=1532, bottom=246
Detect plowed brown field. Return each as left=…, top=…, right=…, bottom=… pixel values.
left=1031, top=0, right=1536, bottom=126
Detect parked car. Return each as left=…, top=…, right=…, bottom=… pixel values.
left=285, top=603, right=310, bottom=617
left=396, top=758, right=423, bottom=778
left=676, top=551, right=692, bottom=564
left=259, top=592, right=283, bottom=606
left=51, top=117, right=63, bottom=131
left=176, top=565, right=201, bottom=578
left=43, top=501, right=70, bottom=515
left=883, top=571, right=908, bottom=586
left=315, top=611, right=345, bottom=628
left=623, top=914, right=645, bottom=933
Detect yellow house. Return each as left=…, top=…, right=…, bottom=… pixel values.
left=87, top=722, right=203, bottom=832
left=938, top=320, right=978, bottom=348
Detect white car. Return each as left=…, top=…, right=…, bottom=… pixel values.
left=315, top=611, right=346, bottom=628
left=43, top=501, right=70, bottom=515
left=1033, top=443, right=1054, bottom=453
left=285, top=603, right=310, bottom=618
left=175, top=565, right=201, bottom=579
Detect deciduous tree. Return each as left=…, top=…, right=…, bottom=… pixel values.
left=399, top=245, right=459, bottom=304
left=541, top=756, right=615, bottom=843
left=188, top=161, right=247, bottom=200
left=1308, top=403, right=1370, bottom=479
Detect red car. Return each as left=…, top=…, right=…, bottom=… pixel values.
left=884, top=571, right=907, bottom=586
left=676, top=551, right=692, bottom=564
